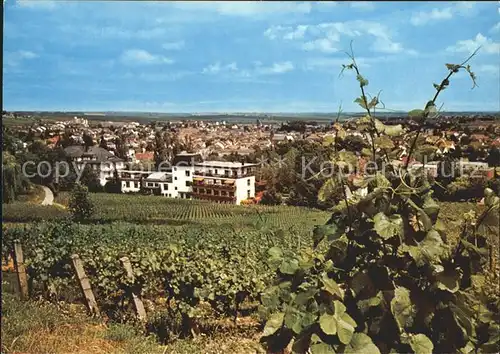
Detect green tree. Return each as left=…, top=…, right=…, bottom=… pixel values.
left=260, top=46, right=499, bottom=354
left=2, top=152, right=31, bottom=203
left=68, top=183, right=95, bottom=221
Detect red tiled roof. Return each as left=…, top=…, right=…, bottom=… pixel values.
left=135, top=152, right=154, bottom=161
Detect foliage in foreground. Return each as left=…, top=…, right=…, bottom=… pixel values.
left=259, top=48, right=500, bottom=353
left=69, top=183, right=95, bottom=221
left=2, top=221, right=307, bottom=341
left=1, top=288, right=162, bottom=354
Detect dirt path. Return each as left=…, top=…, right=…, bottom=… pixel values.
left=41, top=186, right=54, bottom=206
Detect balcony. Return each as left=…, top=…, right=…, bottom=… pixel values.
left=193, top=171, right=253, bottom=179
left=192, top=182, right=236, bottom=191
left=191, top=192, right=236, bottom=202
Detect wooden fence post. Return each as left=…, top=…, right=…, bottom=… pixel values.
left=13, top=241, right=29, bottom=300
left=71, top=254, right=100, bottom=316
left=120, top=256, right=147, bottom=322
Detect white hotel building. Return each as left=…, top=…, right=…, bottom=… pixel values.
left=118, top=153, right=256, bottom=205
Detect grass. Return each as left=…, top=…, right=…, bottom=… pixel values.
left=2, top=195, right=494, bottom=353
left=6, top=192, right=331, bottom=235
left=16, top=184, right=45, bottom=204
left=2, top=275, right=264, bottom=354
left=1, top=278, right=164, bottom=354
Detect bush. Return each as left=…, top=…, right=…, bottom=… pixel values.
left=260, top=189, right=283, bottom=205
left=68, top=183, right=95, bottom=221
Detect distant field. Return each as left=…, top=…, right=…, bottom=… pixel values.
left=6, top=192, right=331, bottom=235
left=4, top=191, right=486, bottom=241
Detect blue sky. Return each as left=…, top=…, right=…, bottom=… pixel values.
left=3, top=1, right=500, bottom=112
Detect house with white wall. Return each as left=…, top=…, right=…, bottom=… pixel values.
left=64, top=145, right=125, bottom=186
left=191, top=161, right=256, bottom=205
left=114, top=153, right=256, bottom=205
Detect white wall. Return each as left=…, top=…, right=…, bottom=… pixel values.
left=122, top=180, right=141, bottom=193
left=160, top=182, right=177, bottom=198
left=235, top=176, right=255, bottom=205
left=172, top=165, right=194, bottom=198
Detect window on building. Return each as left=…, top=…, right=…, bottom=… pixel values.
left=214, top=190, right=219, bottom=196
left=135, top=182, right=139, bottom=188
left=247, top=190, right=251, bottom=198
left=185, top=170, right=190, bottom=177
left=247, top=179, right=250, bottom=186
left=215, top=169, right=218, bottom=175
left=174, top=177, right=177, bottom=181
left=186, top=181, right=192, bottom=187
left=175, top=187, right=178, bottom=190
left=165, top=184, right=168, bottom=190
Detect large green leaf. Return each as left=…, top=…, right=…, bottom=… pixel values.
left=337, top=317, right=355, bottom=344
left=373, top=212, right=403, bottom=240
left=321, top=273, right=343, bottom=299
left=422, top=196, right=440, bottom=220
left=313, top=223, right=342, bottom=248
left=318, top=178, right=339, bottom=203
left=375, top=172, right=391, bottom=189
left=320, top=313, right=337, bottom=335
left=435, top=267, right=461, bottom=293
left=284, top=308, right=316, bottom=334
left=268, top=246, right=283, bottom=259
left=420, top=230, right=448, bottom=264
left=334, top=300, right=347, bottom=317
left=311, top=342, right=336, bottom=354
left=279, top=259, right=300, bottom=275
left=409, top=333, right=434, bottom=354
left=390, top=286, right=414, bottom=331
left=262, top=312, right=284, bottom=337
left=345, top=333, right=381, bottom=354
left=338, top=151, right=358, bottom=167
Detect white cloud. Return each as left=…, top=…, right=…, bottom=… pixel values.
left=171, top=1, right=312, bottom=17
left=476, top=64, right=500, bottom=76
left=202, top=62, right=238, bottom=74
left=283, top=25, right=309, bottom=40
left=60, top=26, right=167, bottom=40
left=313, top=1, right=338, bottom=11
left=120, top=49, right=174, bottom=65
left=302, top=38, right=338, bottom=53
left=162, top=41, right=185, bottom=50
left=490, top=22, right=500, bottom=33
left=349, top=2, right=375, bottom=11
left=265, top=20, right=413, bottom=55
left=202, top=61, right=294, bottom=78
left=410, top=8, right=452, bottom=26
left=257, top=61, right=294, bottom=74
left=16, top=0, right=56, bottom=9
left=410, top=2, right=477, bottom=26
left=447, top=33, right=500, bottom=55
left=5, top=50, right=39, bottom=66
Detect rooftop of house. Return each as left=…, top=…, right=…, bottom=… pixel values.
left=146, top=172, right=172, bottom=182
left=172, top=152, right=203, bottom=166
left=64, top=145, right=123, bottom=163
left=195, top=161, right=257, bottom=168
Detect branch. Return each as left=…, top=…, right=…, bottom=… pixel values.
left=404, top=47, right=480, bottom=169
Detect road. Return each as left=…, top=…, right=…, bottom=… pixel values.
left=41, top=186, right=54, bottom=206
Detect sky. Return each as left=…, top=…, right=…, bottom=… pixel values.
left=3, top=0, right=500, bottom=113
